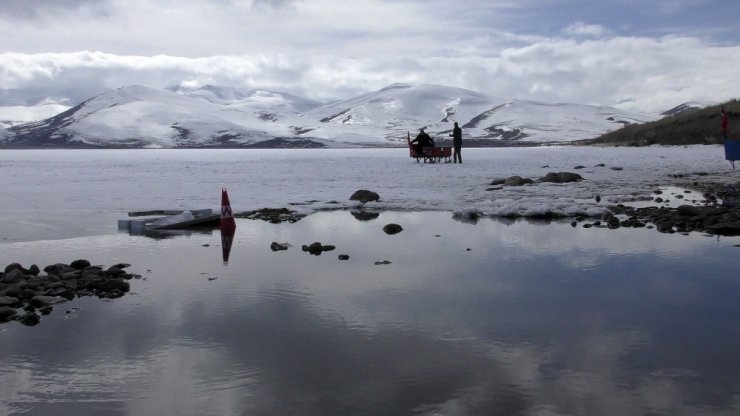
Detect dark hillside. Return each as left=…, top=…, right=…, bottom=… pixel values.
left=580, top=100, right=739, bottom=146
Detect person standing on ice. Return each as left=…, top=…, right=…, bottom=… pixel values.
left=450, top=122, right=463, bottom=163
left=721, top=106, right=729, bottom=140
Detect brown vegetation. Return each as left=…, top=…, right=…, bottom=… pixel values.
left=580, top=99, right=739, bottom=146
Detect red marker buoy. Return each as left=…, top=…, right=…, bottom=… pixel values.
left=220, top=188, right=236, bottom=232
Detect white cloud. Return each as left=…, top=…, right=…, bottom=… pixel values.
left=1, top=0, right=740, bottom=113
left=563, top=22, right=609, bottom=37
left=2, top=31, right=740, bottom=114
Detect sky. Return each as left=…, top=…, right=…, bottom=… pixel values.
left=1, top=0, right=740, bottom=113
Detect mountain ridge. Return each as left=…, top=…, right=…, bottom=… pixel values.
left=1, top=83, right=660, bottom=148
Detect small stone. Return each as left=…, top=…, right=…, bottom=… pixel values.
left=383, top=224, right=403, bottom=235
left=270, top=242, right=289, bottom=251
left=338, top=254, right=350, bottom=261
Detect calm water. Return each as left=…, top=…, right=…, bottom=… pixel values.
left=2, top=211, right=740, bottom=415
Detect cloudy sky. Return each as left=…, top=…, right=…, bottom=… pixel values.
left=1, top=0, right=740, bottom=112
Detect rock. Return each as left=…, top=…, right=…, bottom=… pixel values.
left=677, top=205, right=701, bottom=217
left=338, top=254, right=350, bottom=260
left=504, top=176, right=533, bottom=186
left=69, top=259, right=91, bottom=270
left=97, top=279, right=130, bottom=294
left=270, top=242, right=289, bottom=251
left=605, top=215, right=620, bottom=229
left=28, top=264, right=40, bottom=276
left=349, top=189, right=380, bottom=204
left=574, top=165, right=585, bottom=169
left=4, top=263, right=27, bottom=274
left=236, top=207, right=302, bottom=223
left=707, top=222, right=740, bottom=235
left=301, top=242, right=335, bottom=255
left=595, top=194, right=601, bottom=203
left=656, top=222, right=674, bottom=233
left=539, top=172, right=583, bottom=183
left=383, top=224, right=403, bottom=235
left=490, top=178, right=507, bottom=185
left=17, top=312, right=40, bottom=326
left=2, top=269, right=26, bottom=284
left=44, top=263, right=72, bottom=275
left=0, top=296, right=19, bottom=307
left=374, top=260, right=392, bottom=265
left=29, top=295, right=68, bottom=308
left=0, top=306, right=18, bottom=322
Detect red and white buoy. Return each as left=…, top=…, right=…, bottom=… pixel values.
left=220, top=188, right=236, bottom=232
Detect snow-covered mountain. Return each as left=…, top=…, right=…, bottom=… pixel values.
left=302, top=83, right=656, bottom=145
left=1, top=83, right=659, bottom=148
left=659, top=101, right=714, bottom=116
left=0, top=86, right=107, bottom=128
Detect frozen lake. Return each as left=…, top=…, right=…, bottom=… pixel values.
left=0, top=146, right=734, bottom=242
left=1, top=148, right=740, bottom=415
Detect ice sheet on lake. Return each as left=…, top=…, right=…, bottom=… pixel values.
left=0, top=146, right=735, bottom=227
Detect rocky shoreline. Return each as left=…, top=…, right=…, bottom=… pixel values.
left=243, top=180, right=740, bottom=237
left=0, top=261, right=140, bottom=326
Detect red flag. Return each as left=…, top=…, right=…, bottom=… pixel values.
left=722, top=107, right=729, bottom=133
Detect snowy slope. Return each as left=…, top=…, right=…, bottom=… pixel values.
left=6, top=85, right=292, bottom=147
left=1, top=83, right=659, bottom=148
left=302, top=84, right=657, bottom=145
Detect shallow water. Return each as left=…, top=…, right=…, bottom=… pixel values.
left=2, top=211, right=740, bottom=416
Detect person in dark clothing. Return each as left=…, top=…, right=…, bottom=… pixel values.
left=411, top=128, right=434, bottom=155
left=450, top=122, right=462, bottom=163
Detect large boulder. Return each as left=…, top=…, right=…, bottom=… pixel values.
left=350, top=190, right=380, bottom=204
left=540, top=172, right=583, bottom=183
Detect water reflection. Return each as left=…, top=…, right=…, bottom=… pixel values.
left=1, top=212, right=740, bottom=415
